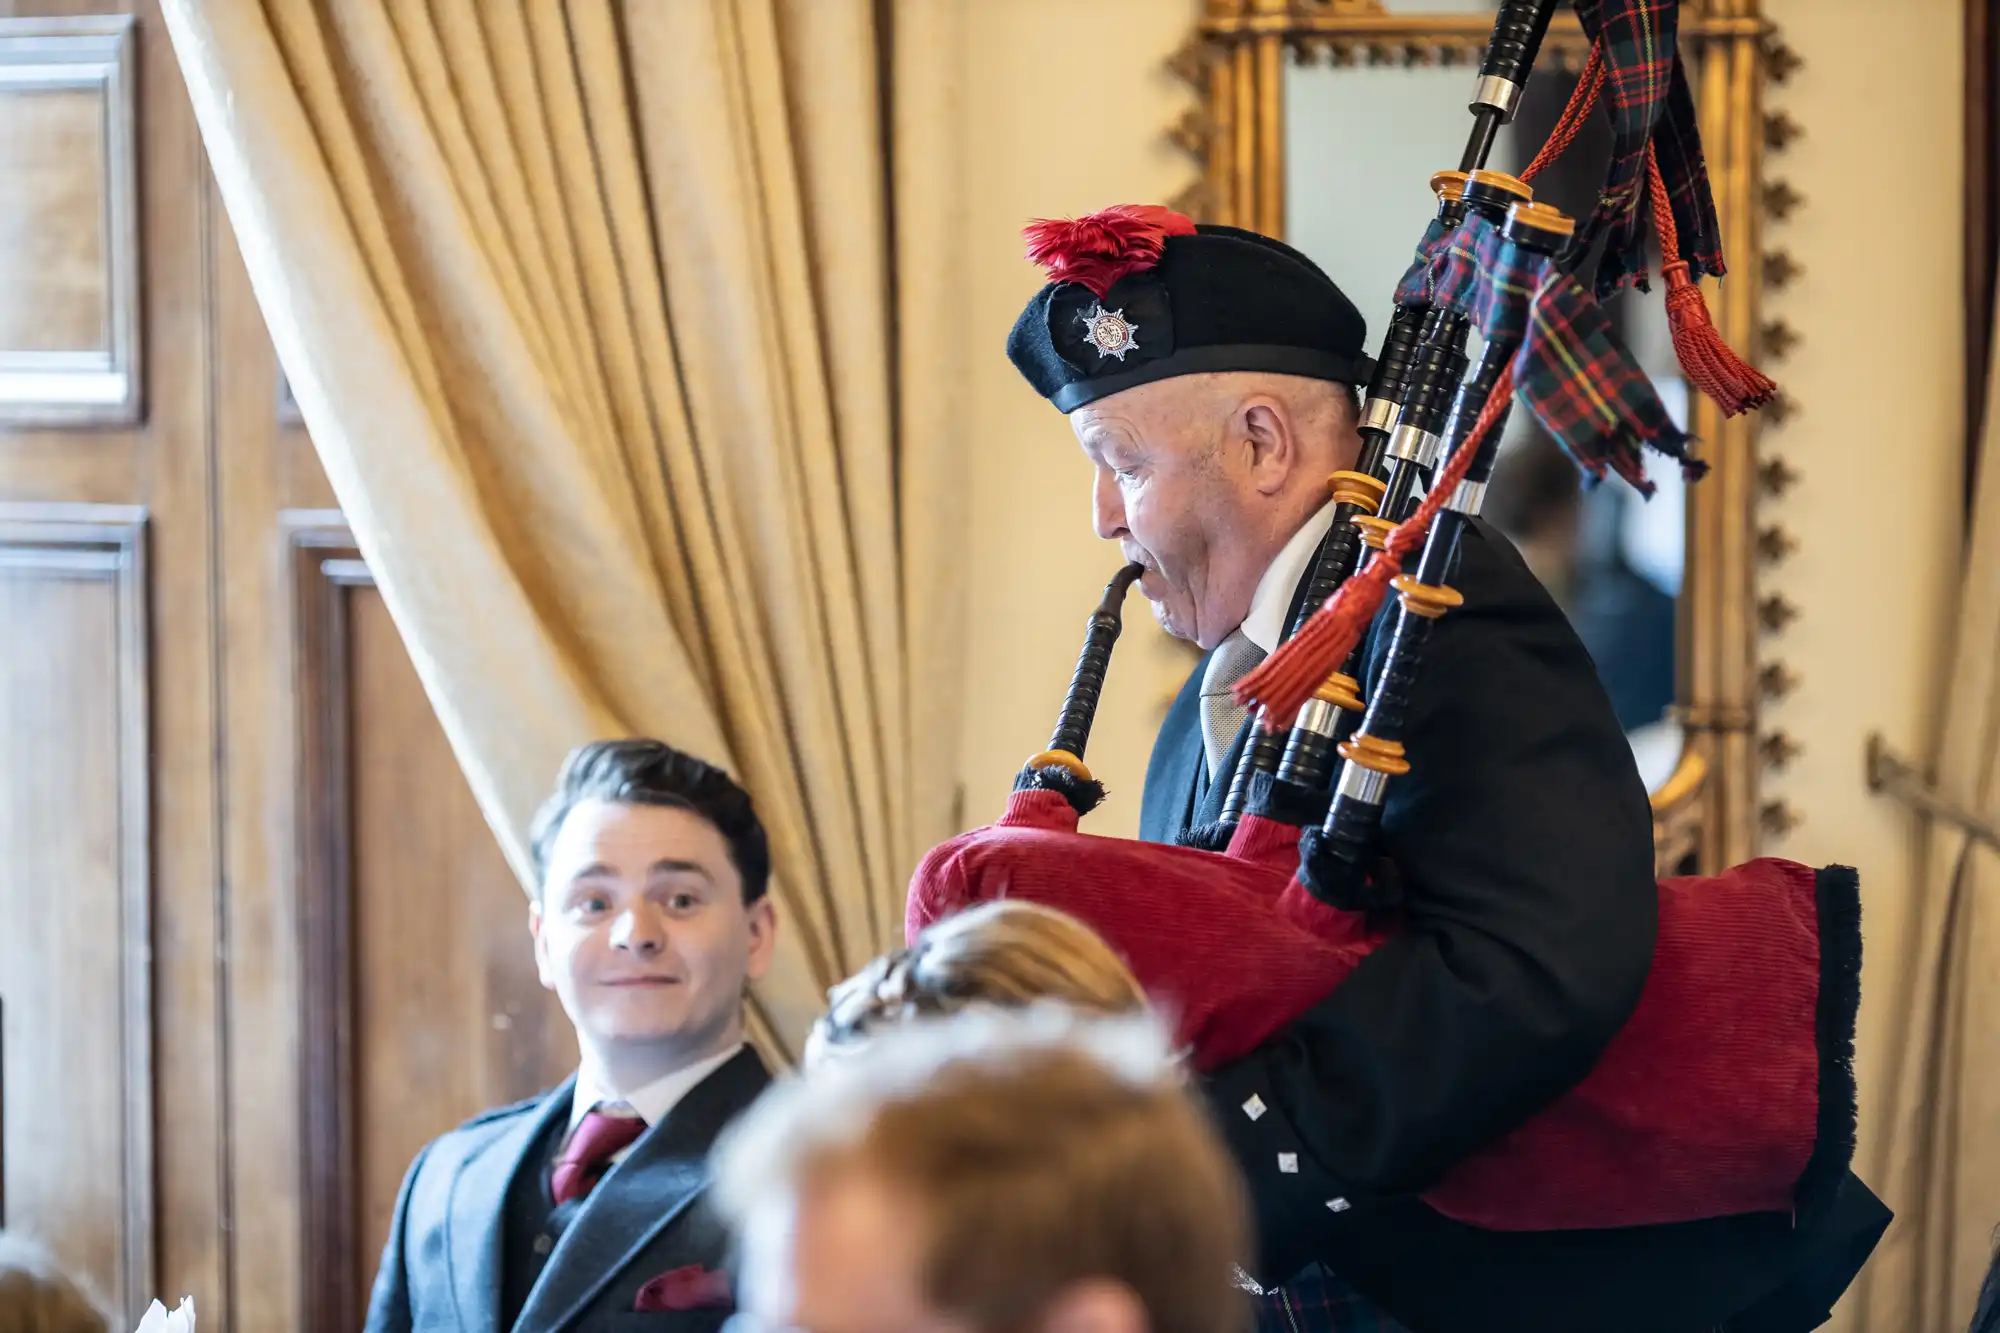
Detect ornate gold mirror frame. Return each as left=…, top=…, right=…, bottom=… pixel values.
left=1168, top=0, right=1800, bottom=875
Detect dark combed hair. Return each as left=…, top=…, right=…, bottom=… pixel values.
left=528, top=739, right=771, bottom=903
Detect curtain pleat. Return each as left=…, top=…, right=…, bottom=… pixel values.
left=1853, top=286, right=2000, bottom=1330
left=162, top=0, right=968, bottom=1055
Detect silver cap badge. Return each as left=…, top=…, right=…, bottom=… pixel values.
left=1078, top=302, right=1139, bottom=361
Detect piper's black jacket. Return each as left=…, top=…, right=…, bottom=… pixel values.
left=1145, top=519, right=1889, bottom=1331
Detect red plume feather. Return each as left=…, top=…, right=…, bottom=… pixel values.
left=1022, top=204, right=1197, bottom=297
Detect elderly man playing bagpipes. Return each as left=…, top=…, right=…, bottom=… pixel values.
left=905, top=2, right=1893, bottom=1330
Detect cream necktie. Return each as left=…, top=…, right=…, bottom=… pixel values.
left=1200, top=630, right=1266, bottom=779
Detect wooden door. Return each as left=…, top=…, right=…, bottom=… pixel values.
left=263, top=521, right=577, bottom=1333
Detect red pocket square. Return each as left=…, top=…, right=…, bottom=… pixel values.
left=634, top=1265, right=734, bottom=1313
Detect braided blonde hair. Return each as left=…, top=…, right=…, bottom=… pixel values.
left=809, top=901, right=1147, bottom=1063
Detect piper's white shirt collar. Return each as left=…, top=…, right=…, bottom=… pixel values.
left=1238, top=501, right=1337, bottom=654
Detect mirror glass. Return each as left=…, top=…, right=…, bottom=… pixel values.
left=1284, top=21, right=1691, bottom=789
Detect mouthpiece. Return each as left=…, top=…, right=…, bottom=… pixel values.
left=1016, top=562, right=1147, bottom=818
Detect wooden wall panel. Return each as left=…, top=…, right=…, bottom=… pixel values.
left=0, top=16, right=140, bottom=425
left=288, top=520, right=574, bottom=1333
left=0, top=505, right=152, bottom=1315
left=0, top=2, right=227, bottom=1324
left=0, top=82, right=109, bottom=352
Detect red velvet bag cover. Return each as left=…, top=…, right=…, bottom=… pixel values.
left=908, top=790, right=1382, bottom=1068
left=906, top=788, right=1855, bottom=1232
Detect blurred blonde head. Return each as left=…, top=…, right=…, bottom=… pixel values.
left=807, top=900, right=1147, bottom=1065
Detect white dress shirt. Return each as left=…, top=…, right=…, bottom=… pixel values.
left=1238, top=500, right=1338, bottom=654
left=567, top=1042, right=744, bottom=1165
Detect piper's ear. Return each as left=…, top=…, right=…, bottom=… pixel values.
left=1238, top=397, right=1300, bottom=494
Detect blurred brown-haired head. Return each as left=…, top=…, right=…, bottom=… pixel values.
left=715, top=1005, right=1251, bottom=1333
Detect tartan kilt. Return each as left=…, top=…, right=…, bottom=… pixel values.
left=1253, top=1264, right=1413, bottom=1333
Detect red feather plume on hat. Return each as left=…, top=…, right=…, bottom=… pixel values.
left=1022, top=204, right=1197, bottom=298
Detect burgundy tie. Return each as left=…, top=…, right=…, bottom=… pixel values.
left=551, top=1104, right=647, bottom=1205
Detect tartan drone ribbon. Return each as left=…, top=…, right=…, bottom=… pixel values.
left=1569, top=0, right=1724, bottom=297
left=1235, top=214, right=1698, bottom=727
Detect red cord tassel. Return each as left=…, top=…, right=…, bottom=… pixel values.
left=1648, top=151, right=1775, bottom=417
left=1239, top=556, right=1401, bottom=731
left=1233, top=368, right=1515, bottom=727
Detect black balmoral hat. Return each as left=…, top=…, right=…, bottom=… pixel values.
left=1007, top=204, right=1372, bottom=414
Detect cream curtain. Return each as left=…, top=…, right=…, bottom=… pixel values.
left=160, top=0, right=968, bottom=1054
left=1850, top=308, right=2000, bottom=1327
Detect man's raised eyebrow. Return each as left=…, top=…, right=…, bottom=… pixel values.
left=648, top=858, right=714, bottom=880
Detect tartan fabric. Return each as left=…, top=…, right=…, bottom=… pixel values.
left=1409, top=213, right=1509, bottom=321
left=1569, top=0, right=1723, bottom=298
left=1254, top=1265, right=1411, bottom=1333
left=1392, top=213, right=1549, bottom=348
left=1391, top=217, right=1453, bottom=308
left=1652, top=54, right=1725, bottom=282
left=1473, top=224, right=1541, bottom=345
left=1568, top=0, right=1677, bottom=293
left=1380, top=211, right=1695, bottom=493
left=1516, top=264, right=1703, bottom=492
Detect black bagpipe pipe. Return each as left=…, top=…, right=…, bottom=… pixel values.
left=910, top=0, right=1855, bottom=1239
left=1210, top=0, right=1555, bottom=834
left=1293, top=201, right=1566, bottom=892
left=1200, top=0, right=1560, bottom=832
left=1015, top=561, right=1146, bottom=816
left=1212, top=169, right=1541, bottom=834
